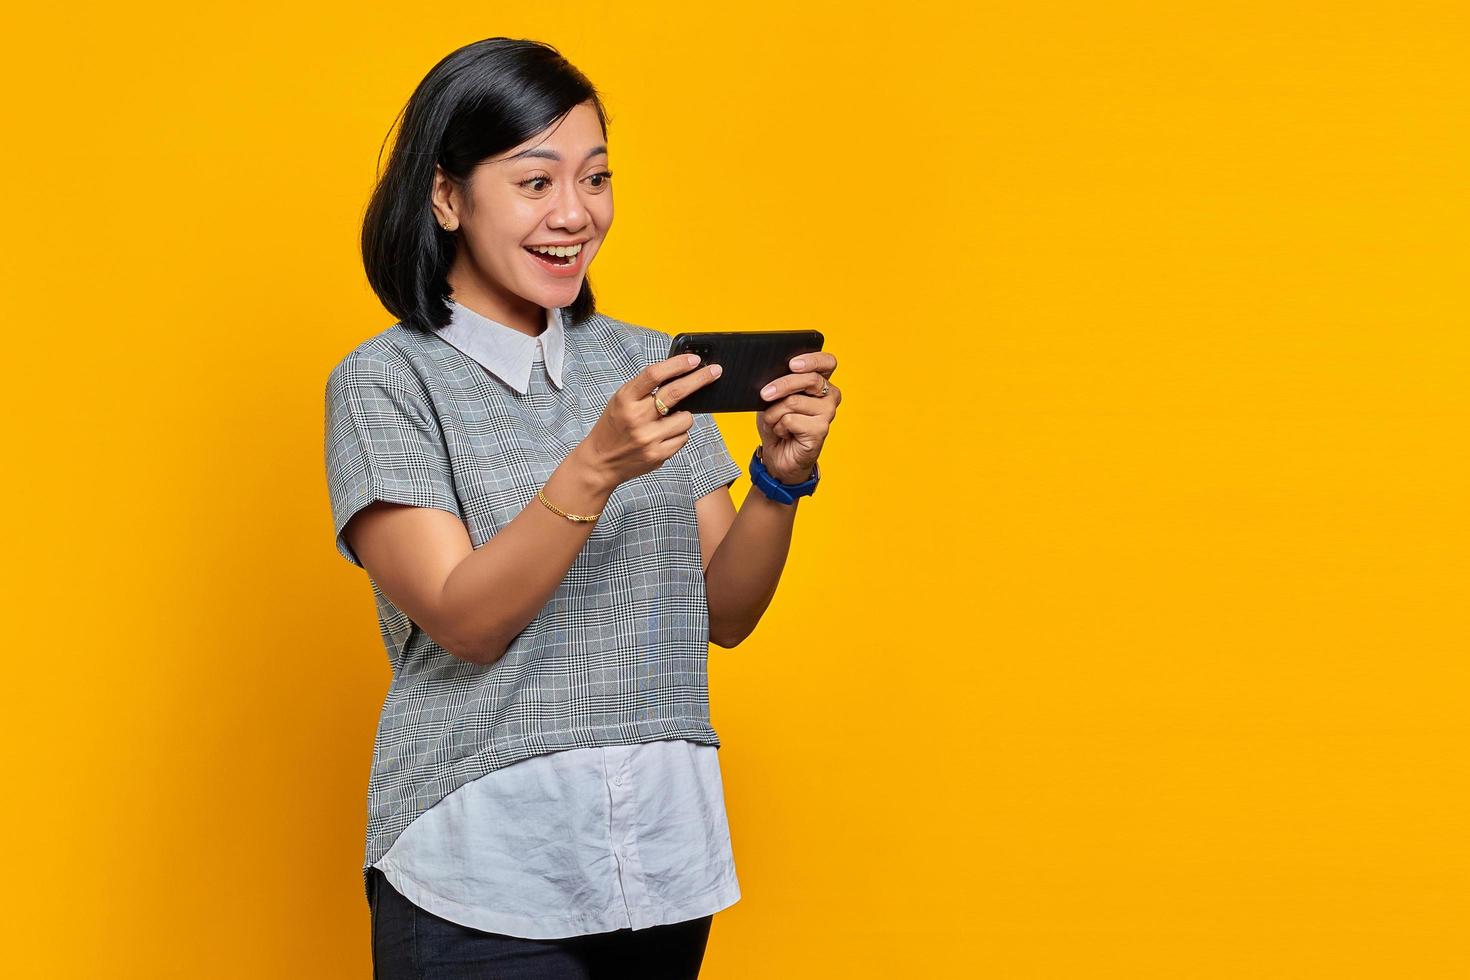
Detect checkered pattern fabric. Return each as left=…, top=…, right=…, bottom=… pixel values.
left=323, top=309, right=743, bottom=905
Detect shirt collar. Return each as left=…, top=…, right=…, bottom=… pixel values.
left=435, top=299, right=565, bottom=395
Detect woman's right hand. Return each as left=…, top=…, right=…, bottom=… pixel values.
left=573, top=353, right=724, bottom=493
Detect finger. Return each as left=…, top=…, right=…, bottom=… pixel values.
left=653, top=425, right=694, bottom=456
left=627, top=353, right=706, bottom=400
left=645, top=398, right=699, bottom=442
left=786, top=352, right=837, bottom=376
left=760, top=393, right=830, bottom=425
left=773, top=412, right=825, bottom=442
left=763, top=393, right=837, bottom=429
left=648, top=362, right=724, bottom=413
left=760, top=370, right=829, bottom=403
left=649, top=400, right=698, bottom=434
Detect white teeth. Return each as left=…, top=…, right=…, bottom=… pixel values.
left=529, top=243, right=582, bottom=257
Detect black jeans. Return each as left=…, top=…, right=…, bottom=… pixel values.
left=369, top=867, right=713, bottom=979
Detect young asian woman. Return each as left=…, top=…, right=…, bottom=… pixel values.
left=325, top=35, right=843, bottom=979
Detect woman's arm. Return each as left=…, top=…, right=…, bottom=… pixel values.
left=344, top=353, right=721, bottom=667
left=700, top=346, right=840, bottom=647
left=345, top=447, right=614, bottom=666
left=699, top=485, right=805, bottom=648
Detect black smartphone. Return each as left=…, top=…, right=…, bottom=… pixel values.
left=667, top=330, right=825, bottom=413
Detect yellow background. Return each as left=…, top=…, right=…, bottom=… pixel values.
left=4, top=1, right=1467, bottom=976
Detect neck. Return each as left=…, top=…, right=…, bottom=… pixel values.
left=446, top=271, right=543, bottom=337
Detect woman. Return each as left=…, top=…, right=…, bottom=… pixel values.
left=324, top=37, right=842, bottom=978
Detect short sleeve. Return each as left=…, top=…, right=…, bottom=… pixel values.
left=682, top=411, right=744, bottom=500
left=324, top=352, right=461, bottom=568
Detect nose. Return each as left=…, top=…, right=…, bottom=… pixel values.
left=547, top=178, right=591, bottom=233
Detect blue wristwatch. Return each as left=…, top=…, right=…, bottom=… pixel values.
left=749, top=446, right=820, bottom=505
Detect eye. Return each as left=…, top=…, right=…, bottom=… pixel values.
left=517, top=170, right=614, bottom=193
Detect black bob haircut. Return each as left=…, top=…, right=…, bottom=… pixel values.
left=361, top=38, right=609, bottom=334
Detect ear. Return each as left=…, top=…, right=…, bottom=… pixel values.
left=430, top=165, right=458, bottom=230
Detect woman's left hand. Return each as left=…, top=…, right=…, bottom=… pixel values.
left=755, top=351, right=842, bottom=483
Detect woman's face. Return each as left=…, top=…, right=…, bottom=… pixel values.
left=433, top=100, right=612, bottom=331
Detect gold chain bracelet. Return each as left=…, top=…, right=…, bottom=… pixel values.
left=536, top=487, right=601, bottom=523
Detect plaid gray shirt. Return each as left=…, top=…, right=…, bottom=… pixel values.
left=324, top=305, right=742, bottom=905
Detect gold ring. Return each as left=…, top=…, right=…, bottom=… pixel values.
left=819, top=381, right=830, bottom=396
left=653, top=389, right=672, bottom=416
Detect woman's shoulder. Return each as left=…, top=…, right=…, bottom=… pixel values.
left=580, top=311, right=674, bottom=361
left=597, top=312, right=670, bottom=340
left=325, top=323, right=437, bottom=397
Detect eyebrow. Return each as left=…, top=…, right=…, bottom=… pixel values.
left=505, top=144, right=609, bottom=163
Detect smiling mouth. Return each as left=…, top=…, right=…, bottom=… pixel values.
left=520, top=246, right=582, bottom=270
left=523, top=245, right=587, bottom=273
